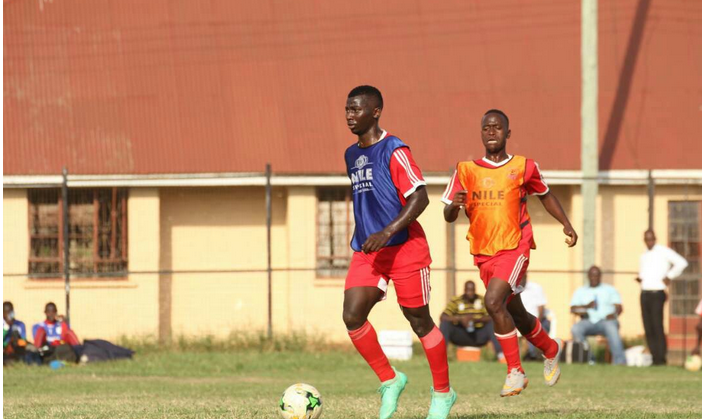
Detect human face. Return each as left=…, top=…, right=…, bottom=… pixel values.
left=481, top=113, right=510, bottom=154
left=345, top=95, right=380, bottom=136
left=644, top=231, right=656, bottom=250
left=588, top=266, right=602, bottom=287
left=45, top=304, right=57, bottom=322
left=464, top=281, right=476, bottom=299
left=3, top=304, right=13, bottom=323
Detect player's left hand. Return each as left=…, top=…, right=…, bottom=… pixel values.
left=564, top=225, right=578, bottom=247
left=361, top=230, right=393, bottom=253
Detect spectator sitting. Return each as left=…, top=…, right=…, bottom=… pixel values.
left=33, top=302, right=80, bottom=363
left=439, top=280, right=504, bottom=362
left=570, top=265, right=626, bottom=365
left=3, top=301, right=28, bottom=364
left=519, top=276, right=551, bottom=361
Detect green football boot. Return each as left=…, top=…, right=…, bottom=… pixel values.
left=378, top=368, right=408, bottom=419
left=426, top=387, right=457, bottom=419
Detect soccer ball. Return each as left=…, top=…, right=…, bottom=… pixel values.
left=278, top=383, right=323, bottom=419
left=684, top=355, right=701, bottom=372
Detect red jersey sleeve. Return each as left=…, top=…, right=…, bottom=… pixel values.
left=390, top=147, right=426, bottom=198
left=441, top=167, right=464, bottom=205
left=524, top=159, right=549, bottom=196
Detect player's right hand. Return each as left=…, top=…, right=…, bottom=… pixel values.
left=451, top=190, right=468, bottom=208
left=563, top=225, right=578, bottom=247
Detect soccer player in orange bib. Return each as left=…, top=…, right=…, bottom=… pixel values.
left=442, top=109, right=578, bottom=397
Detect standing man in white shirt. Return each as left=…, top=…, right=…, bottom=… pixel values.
left=636, top=230, right=689, bottom=365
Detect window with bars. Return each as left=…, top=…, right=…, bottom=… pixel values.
left=28, top=188, right=128, bottom=277
left=316, top=188, right=354, bottom=277
left=668, top=201, right=701, bottom=316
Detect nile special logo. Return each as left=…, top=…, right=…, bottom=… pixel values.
left=351, top=154, right=373, bottom=194
left=355, top=155, right=369, bottom=170
left=471, top=176, right=504, bottom=207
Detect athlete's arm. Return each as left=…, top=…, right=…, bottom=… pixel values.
left=526, top=160, right=578, bottom=247
left=440, top=313, right=472, bottom=328
left=440, top=312, right=465, bottom=325
left=361, top=186, right=429, bottom=253
left=443, top=191, right=467, bottom=223
left=570, top=301, right=596, bottom=314
left=442, top=169, right=467, bottom=223
left=538, top=192, right=578, bottom=247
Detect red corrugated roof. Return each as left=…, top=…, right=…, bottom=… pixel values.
left=4, top=0, right=701, bottom=175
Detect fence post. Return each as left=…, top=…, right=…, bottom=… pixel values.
left=647, top=170, right=654, bottom=230
left=446, top=218, right=456, bottom=303
left=62, top=167, right=71, bottom=326
left=266, top=163, right=273, bottom=339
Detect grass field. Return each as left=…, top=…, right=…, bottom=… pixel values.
left=3, top=347, right=702, bottom=419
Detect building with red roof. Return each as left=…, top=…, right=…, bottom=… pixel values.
left=3, top=0, right=701, bottom=360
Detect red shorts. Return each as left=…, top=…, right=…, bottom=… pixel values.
left=477, top=247, right=529, bottom=295
left=345, top=251, right=431, bottom=308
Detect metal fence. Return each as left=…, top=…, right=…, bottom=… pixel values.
left=3, top=169, right=702, bottom=363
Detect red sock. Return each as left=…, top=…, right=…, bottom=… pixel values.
left=495, top=329, right=523, bottom=373
left=525, top=318, right=558, bottom=359
left=419, top=326, right=450, bottom=392
left=348, top=321, right=396, bottom=382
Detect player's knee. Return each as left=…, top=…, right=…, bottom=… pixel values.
left=484, top=296, right=504, bottom=316
left=342, top=310, right=366, bottom=330
left=409, top=318, right=433, bottom=337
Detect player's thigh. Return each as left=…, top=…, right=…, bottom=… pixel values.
left=345, top=252, right=388, bottom=293
left=492, top=252, right=530, bottom=294
left=479, top=251, right=529, bottom=296
left=391, top=266, right=431, bottom=309
left=343, top=253, right=387, bottom=318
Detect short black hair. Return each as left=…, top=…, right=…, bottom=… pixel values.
left=483, top=109, right=509, bottom=128
left=45, top=302, right=57, bottom=311
left=3, top=301, right=13, bottom=310
left=348, top=85, right=383, bottom=109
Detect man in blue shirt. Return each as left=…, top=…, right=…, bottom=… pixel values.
left=570, top=266, right=626, bottom=365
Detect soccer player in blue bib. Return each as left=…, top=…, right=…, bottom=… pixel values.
left=342, top=86, right=456, bottom=419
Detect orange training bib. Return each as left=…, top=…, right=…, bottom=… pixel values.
left=457, top=155, right=529, bottom=256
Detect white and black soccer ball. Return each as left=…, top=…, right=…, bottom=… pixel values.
left=278, top=383, right=323, bottom=419
left=685, top=355, right=701, bottom=372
